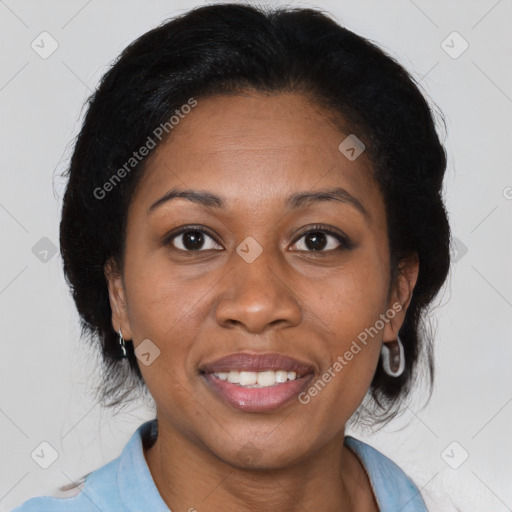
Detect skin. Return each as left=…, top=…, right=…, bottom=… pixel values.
left=105, top=91, right=419, bottom=512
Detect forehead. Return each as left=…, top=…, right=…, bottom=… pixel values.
left=131, top=92, right=382, bottom=218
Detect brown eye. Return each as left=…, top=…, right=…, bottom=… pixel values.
left=165, top=227, right=223, bottom=252
left=291, top=225, right=351, bottom=253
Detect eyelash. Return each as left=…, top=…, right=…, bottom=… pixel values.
left=163, top=224, right=352, bottom=254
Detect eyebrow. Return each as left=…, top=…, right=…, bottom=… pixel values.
left=148, top=186, right=369, bottom=218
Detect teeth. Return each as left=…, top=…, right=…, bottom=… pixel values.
left=257, top=371, right=275, bottom=387
left=239, top=371, right=257, bottom=386
left=275, top=370, right=288, bottom=383
left=227, top=370, right=240, bottom=384
left=214, top=370, right=300, bottom=388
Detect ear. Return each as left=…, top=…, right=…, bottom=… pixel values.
left=104, top=258, right=133, bottom=340
left=382, top=252, right=419, bottom=344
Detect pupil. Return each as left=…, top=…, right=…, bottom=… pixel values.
left=305, top=232, right=326, bottom=251
left=181, top=231, right=328, bottom=251
left=183, top=230, right=204, bottom=250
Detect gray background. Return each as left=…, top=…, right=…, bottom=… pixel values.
left=1, top=1, right=511, bottom=510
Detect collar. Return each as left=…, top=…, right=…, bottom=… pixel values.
left=345, top=435, right=428, bottom=511
left=117, top=419, right=170, bottom=512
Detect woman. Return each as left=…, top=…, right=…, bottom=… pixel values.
left=12, top=3, right=450, bottom=511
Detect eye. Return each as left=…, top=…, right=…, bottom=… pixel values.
left=291, top=224, right=351, bottom=253
left=164, top=224, right=351, bottom=254
left=165, top=226, right=223, bottom=252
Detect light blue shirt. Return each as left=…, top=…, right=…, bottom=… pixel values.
left=12, top=419, right=428, bottom=511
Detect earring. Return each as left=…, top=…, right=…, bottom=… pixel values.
left=381, top=334, right=405, bottom=377
left=118, top=328, right=127, bottom=359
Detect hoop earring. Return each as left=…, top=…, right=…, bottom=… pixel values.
left=118, top=328, right=127, bottom=359
left=381, top=334, right=405, bottom=377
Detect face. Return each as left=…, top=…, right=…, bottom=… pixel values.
left=106, top=91, right=418, bottom=469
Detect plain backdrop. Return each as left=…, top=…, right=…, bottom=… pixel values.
left=1, top=1, right=511, bottom=511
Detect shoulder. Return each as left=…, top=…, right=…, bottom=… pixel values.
left=345, top=436, right=428, bottom=512
left=11, top=419, right=159, bottom=512
left=11, top=450, right=123, bottom=512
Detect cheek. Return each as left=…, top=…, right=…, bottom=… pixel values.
left=300, top=253, right=388, bottom=406
left=121, top=260, right=191, bottom=389
left=122, top=249, right=220, bottom=383
left=123, top=243, right=206, bottom=333
left=124, top=264, right=179, bottom=335
left=313, top=255, right=389, bottom=336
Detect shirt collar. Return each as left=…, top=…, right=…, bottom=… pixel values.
left=117, top=419, right=170, bottom=512
left=345, top=435, right=428, bottom=511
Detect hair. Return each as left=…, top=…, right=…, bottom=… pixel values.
left=59, top=2, right=451, bottom=427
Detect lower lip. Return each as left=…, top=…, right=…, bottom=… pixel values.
left=201, top=373, right=314, bottom=413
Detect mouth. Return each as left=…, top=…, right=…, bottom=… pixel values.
left=198, top=352, right=316, bottom=413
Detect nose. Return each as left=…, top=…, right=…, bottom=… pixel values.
left=215, top=246, right=302, bottom=334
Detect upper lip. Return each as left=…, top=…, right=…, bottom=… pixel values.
left=199, top=352, right=316, bottom=376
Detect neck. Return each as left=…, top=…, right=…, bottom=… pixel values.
left=143, top=416, right=376, bottom=512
